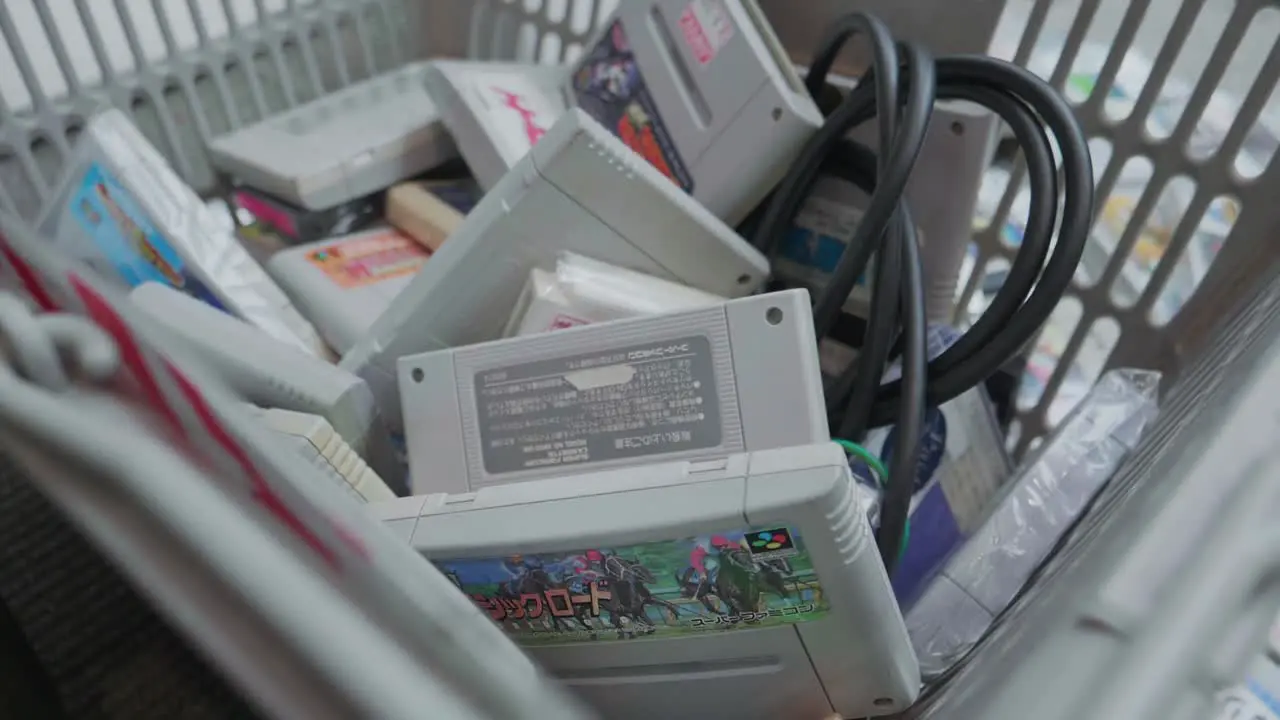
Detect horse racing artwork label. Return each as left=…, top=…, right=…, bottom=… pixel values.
left=432, top=526, right=830, bottom=645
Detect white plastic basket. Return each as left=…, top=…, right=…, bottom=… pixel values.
left=0, top=1, right=1278, bottom=717
left=1, top=0, right=1275, bottom=452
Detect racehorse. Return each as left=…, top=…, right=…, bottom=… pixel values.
left=674, top=566, right=725, bottom=615
left=602, top=556, right=684, bottom=638
left=757, top=558, right=796, bottom=600
left=713, top=548, right=797, bottom=616
left=675, top=554, right=797, bottom=617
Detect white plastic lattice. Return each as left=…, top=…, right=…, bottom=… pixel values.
left=0, top=0, right=1274, bottom=457
left=0, top=0, right=418, bottom=216
left=961, top=0, right=1280, bottom=455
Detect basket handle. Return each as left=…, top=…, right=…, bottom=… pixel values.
left=0, top=292, right=119, bottom=389
left=1081, top=453, right=1280, bottom=719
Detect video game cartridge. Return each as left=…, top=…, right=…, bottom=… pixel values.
left=570, top=0, right=824, bottom=225
left=340, top=108, right=770, bottom=430
left=424, top=60, right=571, bottom=191
left=399, top=290, right=827, bottom=495
left=209, top=62, right=458, bottom=210
left=374, top=443, right=921, bottom=719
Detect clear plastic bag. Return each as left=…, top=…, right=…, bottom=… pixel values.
left=905, top=368, right=1162, bottom=677
left=503, top=251, right=727, bottom=336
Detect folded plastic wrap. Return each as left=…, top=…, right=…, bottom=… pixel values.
left=36, top=109, right=328, bottom=358
left=906, top=368, right=1162, bottom=677
left=503, top=251, right=727, bottom=336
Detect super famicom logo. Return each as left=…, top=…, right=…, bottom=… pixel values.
left=747, top=528, right=796, bottom=556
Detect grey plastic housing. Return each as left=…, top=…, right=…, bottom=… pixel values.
left=266, top=227, right=426, bottom=354
left=398, top=290, right=827, bottom=494
left=374, top=444, right=920, bottom=719
left=340, top=108, right=771, bottom=431
left=208, top=62, right=458, bottom=211
left=249, top=406, right=398, bottom=504
left=424, top=60, right=571, bottom=191
left=128, top=282, right=404, bottom=494
left=569, top=0, right=824, bottom=226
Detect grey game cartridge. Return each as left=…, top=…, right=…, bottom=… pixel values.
left=251, top=407, right=398, bottom=504
left=340, top=108, right=771, bottom=431
left=569, top=0, right=824, bottom=226
left=267, top=227, right=430, bottom=354
left=398, top=290, right=826, bottom=495
left=423, top=60, right=571, bottom=191
left=374, top=443, right=921, bottom=719
left=209, top=62, right=458, bottom=211
left=129, top=282, right=404, bottom=494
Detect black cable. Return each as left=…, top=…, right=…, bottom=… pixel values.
left=828, top=83, right=1059, bottom=427
left=753, top=15, right=935, bottom=571
left=877, top=208, right=926, bottom=572
left=752, top=13, right=1093, bottom=569
left=858, top=58, right=1093, bottom=426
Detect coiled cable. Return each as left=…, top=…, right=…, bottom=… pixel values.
left=750, top=13, right=1094, bottom=571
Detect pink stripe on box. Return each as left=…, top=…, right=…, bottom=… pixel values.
left=235, top=190, right=299, bottom=238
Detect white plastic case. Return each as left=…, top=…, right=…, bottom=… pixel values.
left=373, top=444, right=920, bottom=720
left=340, top=108, right=770, bottom=431
left=254, top=407, right=398, bottom=504
left=267, top=227, right=430, bottom=354
left=208, top=62, right=458, bottom=211
left=424, top=60, right=571, bottom=191
left=38, top=109, right=328, bottom=358
left=569, top=0, right=824, bottom=226
left=503, top=251, right=726, bottom=337
left=398, top=290, right=827, bottom=495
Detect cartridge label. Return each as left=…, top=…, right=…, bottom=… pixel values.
left=680, top=0, right=735, bottom=65
left=474, top=72, right=564, bottom=162
left=573, top=20, right=695, bottom=194
left=774, top=177, right=874, bottom=305
left=70, top=162, right=228, bottom=311
left=433, top=525, right=829, bottom=645
left=305, top=229, right=428, bottom=289
left=475, top=335, right=720, bottom=474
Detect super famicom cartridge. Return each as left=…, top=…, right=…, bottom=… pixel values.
left=424, top=60, right=571, bottom=191
left=569, top=0, right=824, bottom=225
left=209, top=62, right=458, bottom=211
left=340, top=108, right=769, bottom=431
left=268, top=227, right=430, bottom=355
left=374, top=443, right=920, bottom=720
left=398, top=290, right=827, bottom=495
